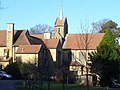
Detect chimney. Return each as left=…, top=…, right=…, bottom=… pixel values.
left=7, top=23, right=14, bottom=31
left=6, top=23, right=15, bottom=58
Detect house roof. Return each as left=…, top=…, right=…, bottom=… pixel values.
left=55, top=18, right=65, bottom=26
left=0, top=30, right=45, bottom=47
left=0, top=30, right=6, bottom=46
left=63, top=33, right=105, bottom=50
left=70, top=61, right=81, bottom=66
left=43, top=39, right=59, bottom=49
left=31, top=34, right=44, bottom=39
left=0, top=30, right=30, bottom=46
left=14, top=30, right=31, bottom=46
left=31, top=34, right=60, bottom=49
left=16, top=45, right=42, bottom=54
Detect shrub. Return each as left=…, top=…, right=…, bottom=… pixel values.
left=4, top=62, right=22, bottom=79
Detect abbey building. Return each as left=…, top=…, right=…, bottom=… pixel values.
left=0, top=7, right=104, bottom=81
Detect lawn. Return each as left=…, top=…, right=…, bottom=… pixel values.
left=16, top=81, right=120, bottom=90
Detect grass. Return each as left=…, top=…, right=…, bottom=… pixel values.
left=16, top=81, right=120, bottom=90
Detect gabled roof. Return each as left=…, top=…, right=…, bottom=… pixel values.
left=0, top=30, right=29, bottom=46
left=31, top=34, right=60, bottom=49
left=63, top=33, right=105, bottom=50
left=43, top=39, right=59, bottom=49
left=0, top=30, right=45, bottom=47
left=16, top=45, right=42, bottom=54
left=27, top=35, right=45, bottom=45
left=55, top=18, right=65, bottom=26
left=0, top=29, right=60, bottom=49
left=14, top=30, right=31, bottom=46
left=0, top=30, right=6, bottom=46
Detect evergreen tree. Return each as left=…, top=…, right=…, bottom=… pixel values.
left=89, top=30, right=120, bottom=87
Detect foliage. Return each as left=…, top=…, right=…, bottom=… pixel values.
left=92, top=19, right=120, bottom=33
left=101, top=20, right=118, bottom=33
left=19, top=62, right=39, bottom=80
left=89, top=30, right=120, bottom=87
left=30, top=23, right=53, bottom=34
left=4, top=62, right=22, bottom=79
left=4, top=62, right=39, bottom=80
left=92, top=18, right=109, bottom=32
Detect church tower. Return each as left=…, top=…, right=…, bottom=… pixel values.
left=54, top=5, right=68, bottom=42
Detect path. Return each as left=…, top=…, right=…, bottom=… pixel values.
left=0, top=80, right=21, bottom=90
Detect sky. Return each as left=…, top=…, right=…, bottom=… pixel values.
left=0, top=0, right=120, bottom=34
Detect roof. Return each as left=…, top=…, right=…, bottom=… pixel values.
left=70, top=61, right=81, bottom=66
left=16, top=45, right=42, bottom=54
left=0, top=30, right=30, bottom=46
left=14, top=30, right=31, bottom=46
left=55, top=18, right=65, bottom=26
left=63, top=33, right=105, bottom=50
left=0, top=30, right=45, bottom=46
left=0, top=30, right=6, bottom=46
left=31, top=34, right=60, bottom=49
left=31, top=34, right=44, bottom=39
left=43, top=39, right=59, bottom=49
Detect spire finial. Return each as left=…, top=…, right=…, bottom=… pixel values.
left=60, top=2, right=63, bottom=20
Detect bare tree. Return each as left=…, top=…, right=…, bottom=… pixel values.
left=0, top=1, right=8, bottom=10
left=72, top=18, right=98, bottom=90
left=92, top=18, right=109, bottom=32
left=30, top=24, right=54, bottom=34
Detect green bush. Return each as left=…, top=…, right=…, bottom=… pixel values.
left=4, top=62, right=22, bottom=79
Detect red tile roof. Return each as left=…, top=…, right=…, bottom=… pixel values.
left=27, top=35, right=45, bottom=45
left=0, top=30, right=6, bottom=46
left=16, top=45, right=42, bottom=54
left=0, top=30, right=29, bottom=46
left=43, top=39, right=59, bottom=48
left=31, top=34, right=44, bottom=39
left=55, top=18, right=65, bottom=26
left=14, top=30, right=31, bottom=46
left=32, top=34, right=60, bottom=49
left=63, top=33, right=105, bottom=50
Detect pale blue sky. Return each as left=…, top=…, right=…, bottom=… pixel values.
left=0, top=0, right=120, bottom=33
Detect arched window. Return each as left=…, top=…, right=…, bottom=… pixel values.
left=58, top=28, right=60, bottom=33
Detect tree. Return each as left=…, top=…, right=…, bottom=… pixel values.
left=0, top=1, right=8, bottom=10
left=20, top=62, right=39, bottom=80
left=89, top=30, right=120, bottom=87
left=92, top=18, right=109, bottom=32
left=101, top=20, right=118, bottom=33
left=70, top=18, right=97, bottom=90
left=92, top=19, right=120, bottom=33
left=30, top=24, right=53, bottom=34
left=4, top=62, right=22, bottom=79
left=0, top=1, right=4, bottom=10
left=4, top=62, right=39, bottom=80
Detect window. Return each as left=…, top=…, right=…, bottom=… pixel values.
left=79, top=52, right=86, bottom=60
left=58, top=28, right=60, bottom=33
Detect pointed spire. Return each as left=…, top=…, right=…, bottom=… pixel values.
left=60, top=3, right=63, bottom=20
